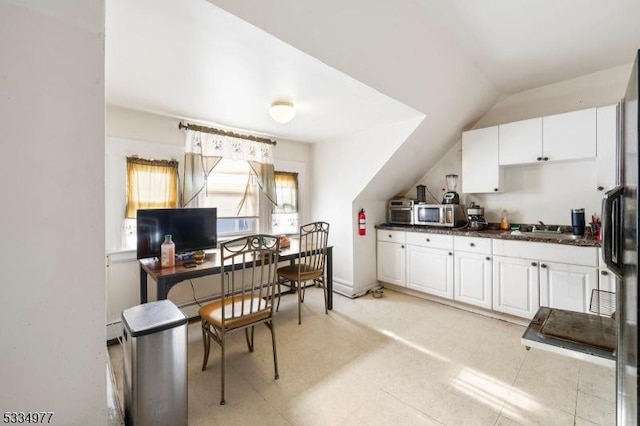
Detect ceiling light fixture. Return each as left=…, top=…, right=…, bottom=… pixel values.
left=269, top=100, right=296, bottom=124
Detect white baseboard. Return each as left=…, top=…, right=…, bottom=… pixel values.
left=382, top=283, right=529, bottom=326
left=332, top=278, right=379, bottom=299
left=107, top=321, right=123, bottom=342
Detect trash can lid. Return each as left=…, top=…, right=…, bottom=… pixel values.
left=122, top=300, right=188, bottom=337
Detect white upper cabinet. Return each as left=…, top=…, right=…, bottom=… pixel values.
left=542, top=108, right=597, bottom=162
left=596, top=104, right=617, bottom=192
left=498, top=117, right=543, bottom=165
left=462, top=126, right=503, bottom=193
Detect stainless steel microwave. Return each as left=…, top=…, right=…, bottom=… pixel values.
left=388, top=199, right=414, bottom=225
left=414, top=204, right=466, bottom=227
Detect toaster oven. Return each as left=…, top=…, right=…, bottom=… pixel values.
left=388, top=199, right=414, bottom=225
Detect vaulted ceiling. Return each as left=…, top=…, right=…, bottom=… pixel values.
left=106, top=0, right=640, bottom=144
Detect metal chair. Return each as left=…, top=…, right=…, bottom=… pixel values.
left=277, top=221, right=330, bottom=324
left=199, top=234, right=280, bottom=405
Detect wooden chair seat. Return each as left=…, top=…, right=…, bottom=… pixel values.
left=277, top=264, right=324, bottom=282
left=199, top=295, right=271, bottom=330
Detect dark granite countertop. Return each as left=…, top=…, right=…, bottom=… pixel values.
left=376, top=223, right=600, bottom=248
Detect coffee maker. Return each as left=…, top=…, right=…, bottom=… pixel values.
left=467, top=202, right=488, bottom=230
left=442, top=174, right=460, bottom=204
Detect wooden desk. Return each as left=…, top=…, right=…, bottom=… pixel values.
left=139, top=240, right=334, bottom=310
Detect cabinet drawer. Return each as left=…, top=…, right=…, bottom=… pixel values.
left=377, top=229, right=406, bottom=244
left=492, top=239, right=597, bottom=267
left=454, top=236, right=492, bottom=254
left=406, top=232, right=453, bottom=250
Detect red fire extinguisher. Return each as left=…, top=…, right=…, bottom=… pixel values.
left=358, top=208, right=366, bottom=236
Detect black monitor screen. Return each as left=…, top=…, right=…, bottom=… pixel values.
left=136, top=208, right=217, bottom=259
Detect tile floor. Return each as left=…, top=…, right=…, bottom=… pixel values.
left=108, top=288, right=616, bottom=425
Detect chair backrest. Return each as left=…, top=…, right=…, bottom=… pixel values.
left=219, top=234, right=280, bottom=324
left=297, top=221, right=330, bottom=273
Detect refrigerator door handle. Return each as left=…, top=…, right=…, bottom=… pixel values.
left=601, top=185, right=624, bottom=276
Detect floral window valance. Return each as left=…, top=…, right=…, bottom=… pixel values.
left=182, top=128, right=276, bottom=207
left=185, top=130, right=274, bottom=163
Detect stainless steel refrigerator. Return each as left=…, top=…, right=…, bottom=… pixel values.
left=602, top=48, right=639, bottom=426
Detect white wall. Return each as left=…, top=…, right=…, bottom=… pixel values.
left=412, top=64, right=632, bottom=225
left=0, top=2, right=106, bottom=424
left=212, top=0, right=499, bottom=205
left=312, top=117, right=425, bottom=295
left=208, top=0, right=501, bottom=297
left=105, top=106, right=313, bottom=329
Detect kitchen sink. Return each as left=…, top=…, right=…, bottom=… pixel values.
left=514, top=231, right=584, bottom=240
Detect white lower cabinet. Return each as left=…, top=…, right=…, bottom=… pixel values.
left=454, top=252, right=492, bottom=309
left=493, top=256, right=540, bottom=318
left=405, top=232, right=454, bottom=299
left=376, top=230, right=406, bottom=286
left=539, top=262, right=598, bottom=314
left=406, top=244, right=454, bottom=298
left=493, top=240, right=599, bottom=318
left=454, top=236, right=492, bottom=309
left=376, top=229, right=607, bottom=320
left=598, top=268, right=617, bottom=293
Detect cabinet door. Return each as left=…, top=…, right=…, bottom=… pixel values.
left=462, top=126, right=502, bottom=193
left=498, top=117, right=543, bottom=165
left=542, top=108, right=597, bottom=162
left=539, top=262, right=597, bottom=314
left=454, top=252, right=492, bottom=309
left=406, top=245, right=453, bottom=299
left=594, top=268, right=617, bottom=317
left=492, top=256, right=540, bottom=319
left=377, top=241, right=405, bottom=286
left=598, top=268, right=617, bottom=293
left=596, top=105, right=617, bottom=193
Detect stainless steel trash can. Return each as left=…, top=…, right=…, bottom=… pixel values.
left=122, top=300, right=188, bottom=426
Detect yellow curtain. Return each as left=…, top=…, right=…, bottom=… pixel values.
left=125, top=157, right=179, bottom=218
left=273, top=171, right=298, bottom=213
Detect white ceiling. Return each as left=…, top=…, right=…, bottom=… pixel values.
left=105, top=0, right=422, bottom=143
left=106, top=0, right=640, bottom=142
left=423, top=0, right=640, bottom=94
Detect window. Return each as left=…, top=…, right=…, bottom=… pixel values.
left=272, top=171, right=299, bottom=235
left=197, top=158, right=259, bottom=238
left=123, top=157, right=179, bottom=249
left=125, top=157, right=179, bottom=217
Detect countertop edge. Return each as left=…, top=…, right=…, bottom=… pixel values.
left=375, top=224, right=601, bottom=248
